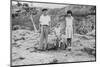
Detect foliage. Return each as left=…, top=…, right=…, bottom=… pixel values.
left=11, top=3, right=96, bottom=35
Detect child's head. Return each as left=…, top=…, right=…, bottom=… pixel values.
left=56, top=23, right=60, bottom=28
left=67, top=10, right=72, bottom=16
left=42, top=9, right=48, bottom=15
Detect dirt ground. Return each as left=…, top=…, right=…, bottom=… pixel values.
left=11, top=30, right=95, bottom=66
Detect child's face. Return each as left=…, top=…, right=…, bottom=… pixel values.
left=67, top=13, right=72, bottom=17
left=43, top=11, right=47, bottom=15
left=56, top=24, right=60, bottom=28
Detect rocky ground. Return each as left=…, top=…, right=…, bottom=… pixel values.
left=11, top=30, right=96, bottom=66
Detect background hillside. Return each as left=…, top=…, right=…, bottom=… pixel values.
left=11, top=3, right=96, bottom=35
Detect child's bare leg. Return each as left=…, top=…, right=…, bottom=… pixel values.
left=67, top=38, right=72, bottom=51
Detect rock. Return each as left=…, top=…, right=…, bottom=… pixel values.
left=49, top=59, right=58, bottom=64
left=81, top=47, right=95, bottom=56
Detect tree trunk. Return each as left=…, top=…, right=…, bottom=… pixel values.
left=30, top=14, right=38, bottom=32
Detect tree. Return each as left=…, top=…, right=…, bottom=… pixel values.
left=28, top=7, right=38, bottom=32
left=30, top=13, right=38, bottom=32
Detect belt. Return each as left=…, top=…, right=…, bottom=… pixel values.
left=41, top=25, right=48, bottom=26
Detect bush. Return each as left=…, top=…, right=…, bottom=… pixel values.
left=74, top=15, right=95, bottom=35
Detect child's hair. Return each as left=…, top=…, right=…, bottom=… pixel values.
left=67, top=10, right=72, bottom=15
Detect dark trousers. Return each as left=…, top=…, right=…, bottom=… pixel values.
left=39, top=25, right=49, bottom=50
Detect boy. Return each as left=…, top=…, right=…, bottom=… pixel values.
left=38, top=9, right=51, bottom=50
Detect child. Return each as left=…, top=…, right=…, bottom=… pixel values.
left=38, top=9, right=51, bottom=50
left=65, top=10, right=74, bottom=51
left=53, top=23, right=65, bottom=49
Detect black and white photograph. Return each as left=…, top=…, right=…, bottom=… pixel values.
left=11, top=0, right=96, bottom=66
